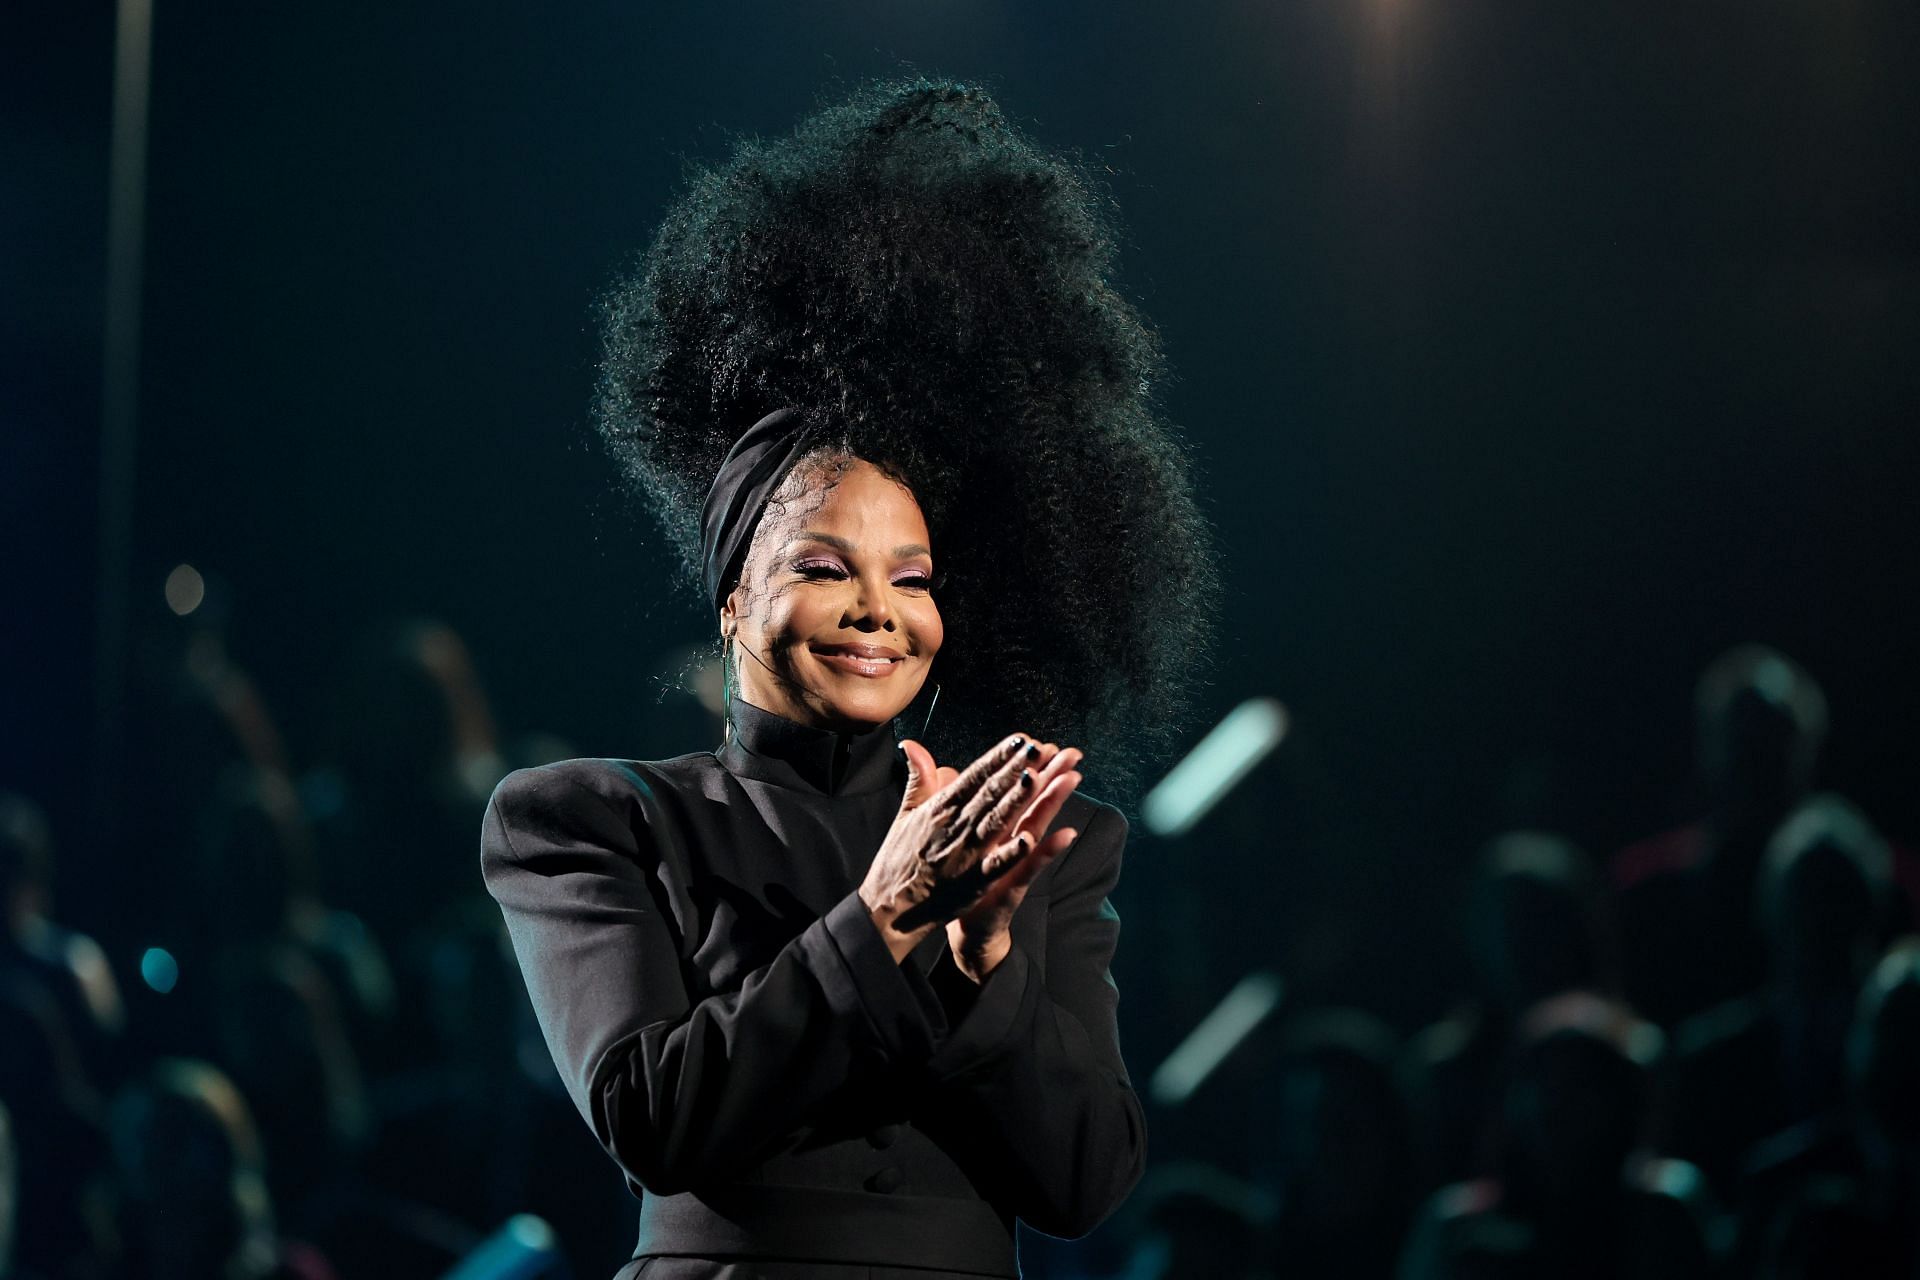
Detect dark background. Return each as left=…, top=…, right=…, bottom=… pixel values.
left=6, top=0, right=1918, bottom=1238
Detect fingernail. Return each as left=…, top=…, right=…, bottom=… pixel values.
left=1010, top=735, right=1026, bottom=749
left=1019, top=769, right=1033, bottom=788
left=1025, top=743, right=1041, bottom=760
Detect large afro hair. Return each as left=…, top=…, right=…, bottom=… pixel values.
left=593, top=75, right=1218, bottom=799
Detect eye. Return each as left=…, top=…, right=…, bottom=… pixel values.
left=792, top=558, right=848, bottom=581
left=892, top=571, right=935, bottom=592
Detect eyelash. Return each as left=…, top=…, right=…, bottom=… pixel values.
left=793, top=560, right=934, bottom=591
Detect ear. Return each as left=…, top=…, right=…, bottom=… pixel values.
left=719, top=588, right=739, bottom=640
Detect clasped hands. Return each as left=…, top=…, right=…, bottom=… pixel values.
left=858, top=733, right=1084, bottom=984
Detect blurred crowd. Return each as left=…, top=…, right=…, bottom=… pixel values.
left=3, top=596, right=648, bottom=1280
left=3, top=593, right=1915, bottom=1278
left=1107, top=645, right=1920, bottom=1280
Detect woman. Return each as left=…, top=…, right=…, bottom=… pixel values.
left=482, top=77, right=1216, bottom=1278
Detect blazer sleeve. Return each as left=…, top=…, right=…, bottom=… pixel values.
left=916, top=801, right=1148, bottom=1239
left=480, top=764, right=943, bottom=1195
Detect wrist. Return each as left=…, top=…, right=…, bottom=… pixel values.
left=863, top=897, right=933, bottom=965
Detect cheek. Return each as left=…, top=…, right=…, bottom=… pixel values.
left=911, top=600, right=945, bottom=656
left=761, top=588, right=839, bottom=650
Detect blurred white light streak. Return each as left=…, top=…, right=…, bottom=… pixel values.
left=1141, top=697, right=1289, bottom=838
left=1149, top=970, right=1285, bottom=1107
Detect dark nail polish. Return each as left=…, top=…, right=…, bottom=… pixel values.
left=1010, top=735, right=1026, bottom=749
left=1025, top=743, right=1040, bottom=760
left=1019, top=769, right=1033, bottom=788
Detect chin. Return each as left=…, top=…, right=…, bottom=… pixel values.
left=817, top=695, right=914, bottom=731
left=811, top=677, right=924, bottom=731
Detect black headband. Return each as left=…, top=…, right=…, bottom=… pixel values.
left=699, top=406, right=814, bottom=615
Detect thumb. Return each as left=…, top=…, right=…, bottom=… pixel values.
left=898, top=739, right=940, bottom=810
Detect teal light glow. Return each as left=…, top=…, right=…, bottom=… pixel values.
left=139, top=946, right=178, bottom=994
left=440, top=1213, right=559, bottom=1280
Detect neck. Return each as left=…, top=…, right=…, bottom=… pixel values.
left=720, top=696, right=904, bottom=797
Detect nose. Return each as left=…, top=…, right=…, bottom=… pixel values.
left=845, top=571, right=897, bottom=632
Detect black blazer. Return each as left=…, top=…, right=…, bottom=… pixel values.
left=479, top=699, right=1147, bottom=1278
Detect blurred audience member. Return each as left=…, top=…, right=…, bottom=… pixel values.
left=1115, top=1161, right=1277, bottom=1280
left=0, top=976, right=110, bottom=1279
left=302, top=618, right=505, bottom=954
left=202, top=947, right=372, bottom=1231
left=1612, top=643, right=1827, bottom=1027
left=1, top=793, right=124, bottom=1089
left=1737, top=938, right=1920, bottom=1277
left=1658, top=793, right=1894, bottom=1195
left=1399, top=993, right=1718, bottom=1279
left=105, top=1059, right=334, bottom=1280
left=128, top=608, right=290, bottom=933
left=1616, top=1156, right=1723, bottom=1279
left=1269, top=1010, right=1417, bottom=1279
left=352, top=898, right=635, bottom=1278
left=1409, top=832, right=1616, bottom=1188
left=188, top=764, right=396, bottom=1069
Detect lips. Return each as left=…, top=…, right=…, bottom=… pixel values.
left=813, top=643, right=904, bottom=661
left=810, top=643, right=907, bottom=677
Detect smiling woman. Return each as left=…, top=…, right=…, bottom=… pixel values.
left=480, top=74, right=1216, bottom=1279
left=723, top=454, right=945, bottom=734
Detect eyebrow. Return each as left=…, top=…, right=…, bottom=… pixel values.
left=792, top=531, right=932, bottom=559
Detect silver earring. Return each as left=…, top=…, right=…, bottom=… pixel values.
left=921, top=682, right=941, bottom=736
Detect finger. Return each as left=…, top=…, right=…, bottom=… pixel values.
left=935, top=766, right=960, bottom=792
left=925, top=737, right=1036, bottom=867
left=1024, top=741, right=1062, bottom=770
left=981, top=824, right=1076, bottom=889
left=1029, top=827, right=1078, bottom=873
left=1006, top=755, right=1083, bottom=848
left=898, top=739, right=941, bottom=811
left=945, top=734, right=1040, bottom=832
left=930, top=732, right=1030, bottom=813
left=1020, top=746, right=1080, bottom=807
left=980, top=830, right=1035, bottom=880
left=955, top=743, right=1044, bottom=845
left=960, top=756, right=1082, bottom=875
left=984, top=766, right=1037, bottom=841
left=1001, top=826, right=1077, bottom=887
left=979, top=748, right=1066, bottom=843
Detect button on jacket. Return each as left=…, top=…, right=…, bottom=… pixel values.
left=479, top=698, right=1147, bottom=1279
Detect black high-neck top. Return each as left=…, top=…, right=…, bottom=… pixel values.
left=717, top=697, right=905, bottom=797
left=480, top=697, right=1145, bottom=1279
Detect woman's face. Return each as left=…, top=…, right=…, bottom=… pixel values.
left=723, top=455, right=942, bottom=732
